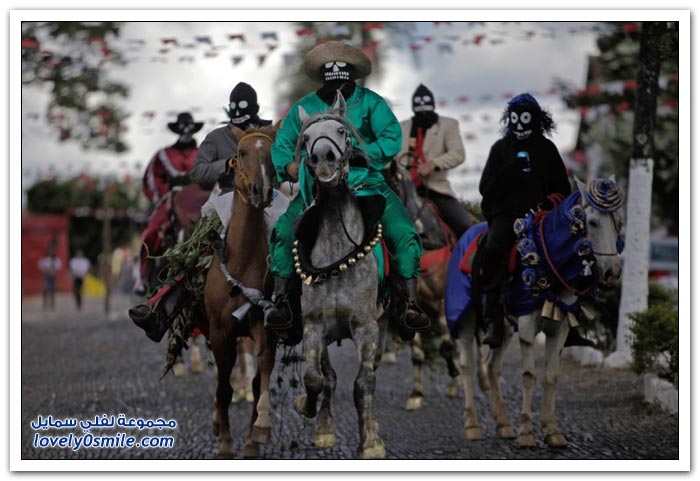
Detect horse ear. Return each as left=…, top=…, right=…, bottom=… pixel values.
left=298, top=105, right=310, bottom=124
left=608, top=173, right=616, bottom=183
left=331, top=90, right=346, bottom=117
left=574, top=176, right=587, bottom=194
left=230, top=125, right=246, bottom=140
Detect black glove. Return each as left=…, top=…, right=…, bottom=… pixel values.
left=167, top=173, right=191, bottom=187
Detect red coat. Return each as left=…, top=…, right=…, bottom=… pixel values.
left=142, top=144, right=199, bottom=203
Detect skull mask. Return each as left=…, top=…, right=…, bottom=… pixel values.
left=412, top=84, right=435, bottom=113
left=228, top=82, right=260, bottom=127
left=502, top=93, right=556, bottom=141
left=323, top=61, right=353, bottom=82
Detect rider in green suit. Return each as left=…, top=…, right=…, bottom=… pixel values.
left=266, top=41, right=429, bottom=335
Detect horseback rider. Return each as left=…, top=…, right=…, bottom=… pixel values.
left=129, top=83, right=274, bottom=338
left=264, top=41, right=430, bottom=335
left=397, top=83, right=473, bottom=238
left=478, top=94, right=571, bottom=348
left=190, top=82, right=272, bottom=191
left=134, top=112, right=203, bottom=296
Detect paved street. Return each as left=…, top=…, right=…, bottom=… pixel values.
left=21, top=294, right=678, bottom=460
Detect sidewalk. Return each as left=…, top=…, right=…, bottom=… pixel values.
left=21, top=292, right=134, bottom=323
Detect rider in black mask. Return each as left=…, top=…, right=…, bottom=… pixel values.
left=189, top=82, right=272, bottom=191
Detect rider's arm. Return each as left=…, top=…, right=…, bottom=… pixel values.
left=431, top=117, right=465, bottom=171
left=479, top=140, right=521, bottom=202
left=544, top=139, right=572, bottom=197
left=189, top=131, right=228, bottom=190
left=271, top=104, right=302, bottom=182
left=364, top=92, right=402, bottom=171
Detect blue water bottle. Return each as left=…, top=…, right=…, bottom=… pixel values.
left=517, top=151, right=531, bottom=173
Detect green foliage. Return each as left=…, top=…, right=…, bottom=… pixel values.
left=629, top=284, right=678, bottom=385
left=22, top=22, right=129, bottom=153
left=26, top=176, right=138, bottom=214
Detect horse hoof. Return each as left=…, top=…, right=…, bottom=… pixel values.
left=381, top=352, right=397, bottom=364
left=445, top=384, right=460, bottom=398
left=497, top=425, right=516, bottom=439
left=315, top=432, right=337, bottom=448
left=251, top=425, right=271, bottom=445
left=172, top=362, right=186, bottom=377
left=245, top=390, right=255, bottom=403
left=545, top=433, right=568, bottom=448
left=244, top=441, right=260, bottom=458
left=215, top=451, right=234, bottom=460
left=517, top=433, right=538, bottom=448
left=360, top=440, right=386, bottom=459
left=404, top=396, right=423, bottom=411
left=465, top=426, right=484, bottom=441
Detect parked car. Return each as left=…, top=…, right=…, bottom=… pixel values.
left=649, top=237, right=679, bottom=291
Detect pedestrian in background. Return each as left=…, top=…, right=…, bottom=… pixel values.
left=69, top=249, right=90, bottom=310
left=38, top=242, right=61, bottom=311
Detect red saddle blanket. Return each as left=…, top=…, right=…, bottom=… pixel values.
left=458, top=230, right=518, bottom=276
left=420, top=245, right=452, bottom=274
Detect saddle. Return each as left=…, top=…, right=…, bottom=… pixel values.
left=458, top=229, right=518, bottom=279
left=172, top=183, right=211, bottom=235
left=293, top=193, right=386, bottom=280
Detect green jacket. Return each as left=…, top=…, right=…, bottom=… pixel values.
left=271, top=86, right=402, bottom=205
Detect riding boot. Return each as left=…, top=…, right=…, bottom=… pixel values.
left=564, top=327, right=596, bottom=348
left=264, top=276, right=293, bottom=331
left=482, top=289, right=505, bottom=349
left=403, top=278, right=431, bottom=331
left=129, top=279, right=191, bottom=343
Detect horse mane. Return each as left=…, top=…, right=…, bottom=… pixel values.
left=293, top=112, right=365, bottom=165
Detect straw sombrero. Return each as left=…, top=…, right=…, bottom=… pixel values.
left=303, top=41, right=372, bottom=83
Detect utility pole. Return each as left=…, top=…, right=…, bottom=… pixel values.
left=606, top=22, right=664, bottom=368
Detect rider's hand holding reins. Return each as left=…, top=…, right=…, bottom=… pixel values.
left=286, top=161, right=300, bottom=182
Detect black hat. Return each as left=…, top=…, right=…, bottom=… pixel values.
left=227, top=82, right=261, bottom=126
left=167, top=112, right=204, bottom=135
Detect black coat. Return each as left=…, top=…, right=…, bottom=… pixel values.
left=479, top=134, right=571, bottom=221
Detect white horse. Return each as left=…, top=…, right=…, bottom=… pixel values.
left=448, top=177, right=624, bottom=447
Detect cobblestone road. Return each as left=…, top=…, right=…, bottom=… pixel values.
left=21, top=294, right=678, bottom=460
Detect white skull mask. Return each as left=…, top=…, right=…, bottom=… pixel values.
left=323, top=61, right=351, bottom=81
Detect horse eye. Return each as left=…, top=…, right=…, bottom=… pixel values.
left=588, top=219, right=598, bottom=228
left=238, top=150, right=246, bottom=157
left=303, top=135, right=309, bottom=142
left=337, top=127, right=345, bottom=134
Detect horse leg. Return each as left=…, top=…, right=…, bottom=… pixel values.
left=250, top=332, right=276, bottom=446
left=404, top=332, right=424, bottom=411
left=456, top=311, right=483, bottom=440
left=293, top=319, right=324, bottom=419
left=242, top=337, right=256, bottom=403
left=189, top=335, right=204, bottom=374
left=210, top=331, right=237, bottom=458
left=437, top=312, right=460, bottom=398
left=353, top=320, right=385, bottom=459
left=172, top=355, right=186, bottom=377
left=486, top=322, right=515, bottom=439
left=542, top=319, right=570, bottom=448
left=517, top=313, right=539, bottom=448
left=315, top=345, right=337, bottom=448
left=476, top=336, right=491, bottom=392
left=231, top=340, right=246, bottom=404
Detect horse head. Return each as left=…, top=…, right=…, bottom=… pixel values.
left=297, top=92, right=355, bottom=189
left=576, top=176, right=625, bottom=287
left=229, top=122, right=281, bottom=209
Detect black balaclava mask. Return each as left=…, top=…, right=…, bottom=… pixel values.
left=316, top=61, right=357, bottom=105
left=411, top=84, right=438, bottom=133
left=228, top=82, right=261, bottom=129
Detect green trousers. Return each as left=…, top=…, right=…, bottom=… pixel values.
left=269, top=183, right=422, bottom=279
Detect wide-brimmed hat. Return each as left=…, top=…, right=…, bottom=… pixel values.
left=303, top=41, right=372, bottom=83
left=167, top=112, right=204, bottom=135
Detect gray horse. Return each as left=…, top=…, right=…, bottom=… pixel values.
left=291, top=93, right=388, bottom=459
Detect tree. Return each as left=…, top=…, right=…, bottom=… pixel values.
left=559, top=22, right=678, bottom=232
left=606, top=22, right=672, bottom=368
left=22, top=22, right=129, bottom=153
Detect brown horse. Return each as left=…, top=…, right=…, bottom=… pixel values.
left=384, top=159, right=490, bottom=411
left=201, top=123, right=280, bottom=459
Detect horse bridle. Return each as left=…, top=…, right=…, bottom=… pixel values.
left=587, top=202, right=624, bottom=257
left=228, top=132, right=275, bottom=207
left=300, top=114, right=353, bottom=185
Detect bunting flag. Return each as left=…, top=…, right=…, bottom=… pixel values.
left=231, top=55, right=243, bottom=66
left=204, top=50, right=218, bottom=58
left=161, top=38, right=178, bottom=46
left=362, top=22, right=383, bottom=31
left=409, top=43, right=422, bottom=51
left=437, top=43, right=453, bottom=54
left=267, top=44, right=278, bottom=52
left=257, top=54, right=267, bottom=66
left=296, top=27, right=314, bottom=37
left=195, top=36, right=212, bottom=44
left=261, top=32, right=278, bottom=42
left=22, top=37, right=40, bottom=49
left=228, top=33, right=246, bottom=42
